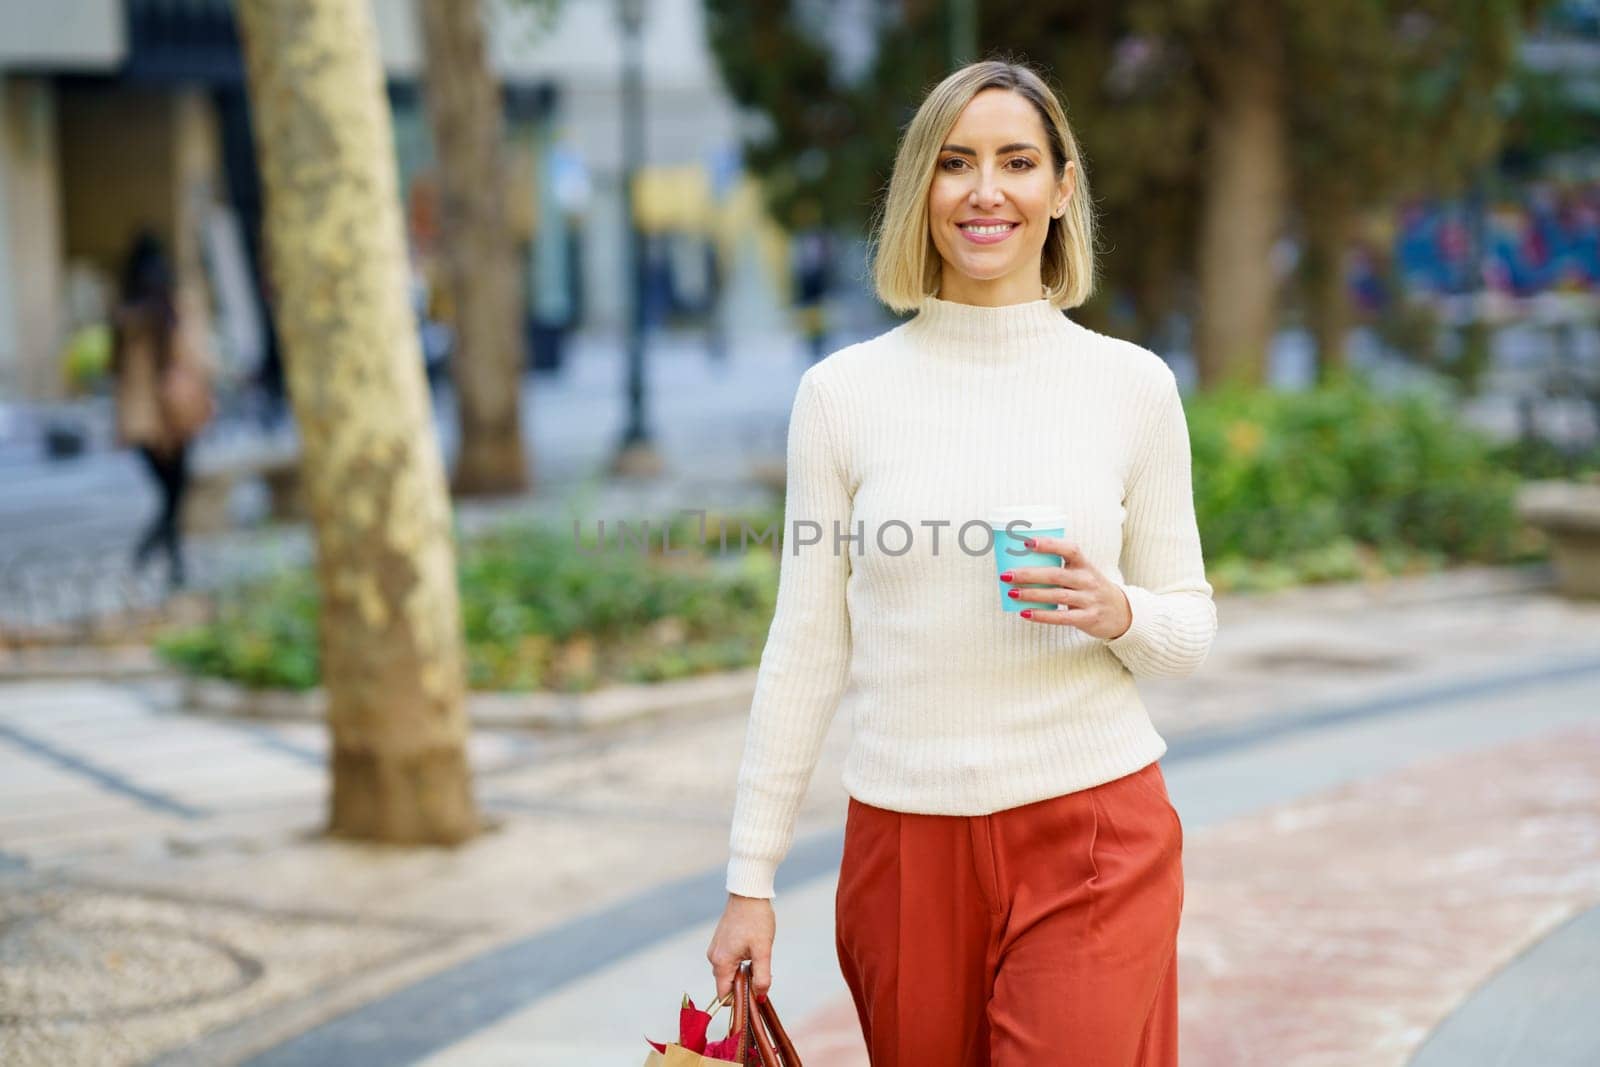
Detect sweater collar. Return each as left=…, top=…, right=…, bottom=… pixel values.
left=904, top=293, right=1073, bottom=362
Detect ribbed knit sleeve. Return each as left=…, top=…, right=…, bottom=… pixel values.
left=725, top=370, right=854, bottom=900
left=1103, top=366, right=1218, bottom=678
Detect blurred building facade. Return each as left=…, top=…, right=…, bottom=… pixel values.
left=0, top=0, right=761, bottom=403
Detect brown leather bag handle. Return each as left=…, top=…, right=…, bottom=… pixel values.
left=729, top=964, right=751, bottom=1061
left=733, top=959, right=803, bottom=1066
left=756, top=990, right=802, bottom=1065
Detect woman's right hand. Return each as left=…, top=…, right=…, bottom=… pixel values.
left=707, top=892, right=776, bottom=1004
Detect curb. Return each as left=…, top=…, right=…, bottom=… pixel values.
left=180, top=667, right=760, bottom=731
left=1217, top=560, right=1556, bottom=614
left=0, top=644, right=165, bottom=681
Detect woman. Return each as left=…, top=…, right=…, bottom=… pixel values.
left=707, top=59, right=1216, bottom=1065
left=111, top=232, right=214, bottom=590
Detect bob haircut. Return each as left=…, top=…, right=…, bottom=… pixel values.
left=869, top=59, right=1097, bottom=314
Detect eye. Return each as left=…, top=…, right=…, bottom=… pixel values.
left=940, top=156, right=1036, bottom=172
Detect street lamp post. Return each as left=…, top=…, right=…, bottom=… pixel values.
left=610, top=0, right=663, bottom=477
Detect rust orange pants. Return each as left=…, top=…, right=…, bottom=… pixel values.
left=834, top=759, right=1183, bottom=1066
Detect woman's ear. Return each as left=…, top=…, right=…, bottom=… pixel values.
left=1054, top=160, right=1076, bottom=217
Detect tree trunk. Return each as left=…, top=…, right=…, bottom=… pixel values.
left=1194, top=12, right=1289, bottom=388
left=1303, top=200, right=1353, bottom=382
left=419, top=0, right=530, bottom=496
left=236, top=0, right=480, bottom=845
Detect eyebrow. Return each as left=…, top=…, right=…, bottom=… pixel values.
left=940, top=142, right=1041, bottom=156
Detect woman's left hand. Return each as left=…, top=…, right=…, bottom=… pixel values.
left=999, top=535, right=1133, bottom=641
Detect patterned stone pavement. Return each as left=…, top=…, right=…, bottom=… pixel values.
left=1177, top=722, right=1600, bottom=1067
left=0, top=880, right=461, bottom=1067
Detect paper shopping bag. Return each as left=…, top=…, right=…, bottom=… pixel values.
left=641, top=1042, right=743, bottom=1067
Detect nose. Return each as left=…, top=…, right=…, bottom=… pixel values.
left=970, top=166, right=1005, bottom=207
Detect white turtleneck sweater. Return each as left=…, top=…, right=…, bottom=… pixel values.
left=725, top=294, right=1217, bottom=900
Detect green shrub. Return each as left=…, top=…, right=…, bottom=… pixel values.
left=157, top=505, right=785, bottom=693
left=1185, top=372, right=1540, bottom=588
left=155, top=568, right=321, bottom=689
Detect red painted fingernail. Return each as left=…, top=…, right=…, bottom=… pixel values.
left=757, top=993, right=767, bottom=1004
left=1022, top=538, right=1035, bottom=549
left=999, top=571, right=1013, bottom=582
left=1021, top=609, right=1033, bottom=618
left=1007, top=588, right=1020, bottom=599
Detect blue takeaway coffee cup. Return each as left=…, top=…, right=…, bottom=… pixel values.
left=988, top=505, right=1069, bottom=614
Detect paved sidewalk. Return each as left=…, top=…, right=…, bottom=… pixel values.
left=262, top=664, right=1600, bottom=1067
left=2, top=565, right=1599, bottom=1065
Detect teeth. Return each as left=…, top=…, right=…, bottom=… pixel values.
left=961, top=223, right=1015, bottom=235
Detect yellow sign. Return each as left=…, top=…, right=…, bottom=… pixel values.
left=631, top=164, right=714, bottom=234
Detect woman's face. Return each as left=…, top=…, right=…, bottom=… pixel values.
left=927, top=88, right=1075, bottom=305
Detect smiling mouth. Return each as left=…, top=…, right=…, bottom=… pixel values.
left=958, top=222, right=1019, bottom=235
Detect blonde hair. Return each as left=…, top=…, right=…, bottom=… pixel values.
left=868, top=59, right=1097, bottom=313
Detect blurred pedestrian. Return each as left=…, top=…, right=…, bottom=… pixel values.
left=110, top=231, right=216, bottom=590
left=793, top=223, right=833, bottom=363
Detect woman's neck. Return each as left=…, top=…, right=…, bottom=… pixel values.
left=934, top=270, right=1046, bottom=308
left=903, top=292, right=1075, bottom=363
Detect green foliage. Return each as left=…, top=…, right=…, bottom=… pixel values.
left=155, top=569, right=322, bottom=690
left=1502, top=63, right=1600, bottom=165
left=703, top=3, right=1556, bottom=353
left=703, top=0, right=925, bottom=232
left=1487, top=433, right=1600, bottom=481
left=157, top=504, right=786, bottom=693
left=1185, top=372, right=1543, bottom=591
